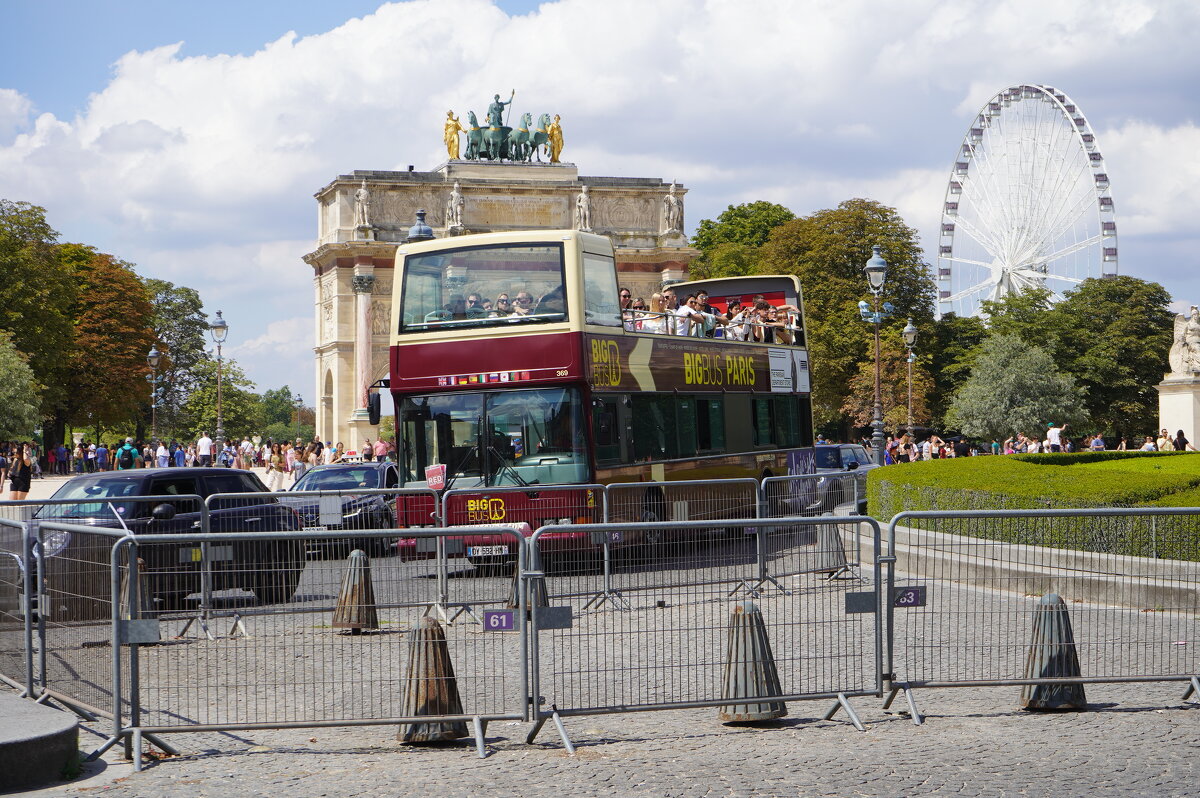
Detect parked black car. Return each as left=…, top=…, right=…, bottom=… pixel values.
left=34, top=468, right=304, bottom=618
left=280, top=461, right=400, bottom=557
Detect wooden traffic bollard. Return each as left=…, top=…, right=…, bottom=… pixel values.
left=1020, top=593, right=1087, bottom=711
left=718, top=601, right=787, bottom=723
left=398, top=617, right=468, bottom=742
left=332, top=550, right=378, bottom=634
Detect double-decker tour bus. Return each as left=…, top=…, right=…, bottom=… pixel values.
left=383, top=229, right=815, bottom=564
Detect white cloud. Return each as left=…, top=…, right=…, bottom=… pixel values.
left=2, top=0, right=1200, bottom=392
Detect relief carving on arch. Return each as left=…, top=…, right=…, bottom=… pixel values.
left=371, top=300, right=392, bottom=335
left=322, top=301, right=334, bottom=341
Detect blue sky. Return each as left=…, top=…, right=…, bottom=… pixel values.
left=2, top=0, right=1199, bottom=402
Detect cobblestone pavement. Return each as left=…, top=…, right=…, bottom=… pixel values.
left=25, top=680, right=1199, bottom=797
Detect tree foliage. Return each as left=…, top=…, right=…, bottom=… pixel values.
left=1051, top=276, right=1174, bottom=437
left=925, top=312, right=988, bottom=429
left=0, top=330, right=40, bottom=439
left=946, top=334, right=1087, bottom=440
left=0, top=200, right=76, bottom=416
left=59, top=245, right=156, bottom=430
left=691, top=201, right=794, bottom=256
left=146, top=279, right=210, bottom=437
left=841, top=326, right=934, bottom=431
left=758, top=198, right=937, bottom=430
left=687, top=242, right=760, bottom=280
left=183, top=357, right=262, bottom=443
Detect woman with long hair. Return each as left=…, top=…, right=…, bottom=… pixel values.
left=265, top=443, right=286, bottom=491
left=8, top=443, right=33, bottom=500
left=639, top=293, right=669, bottom=334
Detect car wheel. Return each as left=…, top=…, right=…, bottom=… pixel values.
left=640, top=489, right=666, bottom=550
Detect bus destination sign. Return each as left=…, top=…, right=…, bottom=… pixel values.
left=585, top=335, right=808, bottom=394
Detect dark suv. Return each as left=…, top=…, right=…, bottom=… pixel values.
left=35, top=468, right=303, bottom=618
left=280, top=461, right=400, bottom=557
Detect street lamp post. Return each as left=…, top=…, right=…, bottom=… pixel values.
left=294, top=395, right=303, bottom=443
left=209, top=311, right=229, bottom=460
left=859, top=245, right=893, bottom=466
left=902, top=319, right=918, bottom=435
left=146, top=345, right=161, bottom=442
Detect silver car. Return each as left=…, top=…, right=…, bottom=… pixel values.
left=813, top=444, right=877, bottom=513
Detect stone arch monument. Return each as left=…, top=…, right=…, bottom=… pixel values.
left=303, top=158, right=698, bottom=451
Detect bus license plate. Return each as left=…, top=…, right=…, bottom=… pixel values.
left=468, top=545, right=507, bottom=557
left=303, top=526, right=328, bottom=532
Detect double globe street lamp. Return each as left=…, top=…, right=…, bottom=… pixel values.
left=902, top=319, right=919, bottom=435
left=209, top=311, right=229, bottom=457
left=146, top=345, right=162, bottom=442
left=859, top=245, right=894, bottom=466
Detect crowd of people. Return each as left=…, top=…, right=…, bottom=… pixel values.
left=619, top=287, right=802, bottom=344
left=2, top=434, right=398, bottom=498
left=875, top=423, right=1197, bottom=464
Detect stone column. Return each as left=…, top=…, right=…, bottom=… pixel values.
left=351, top=268, right=376, bottom=415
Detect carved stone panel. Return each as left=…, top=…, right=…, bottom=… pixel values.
left=470, top=196, right=569, bottom=228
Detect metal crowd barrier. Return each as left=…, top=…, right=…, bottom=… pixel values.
left=885, top=508, right=1200, bottom=723
left=525, top=516, right=885, bottom=749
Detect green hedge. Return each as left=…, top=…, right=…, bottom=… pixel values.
left=868, top=452, right=1200, bottom=520
left=868, top=452, right=1200, bottom=562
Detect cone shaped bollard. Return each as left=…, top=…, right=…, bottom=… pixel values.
left=119, top=558, right=153, bottom=619
left=813, top=523, right=848, bottom=574
left=332, top=550, right=379, bottom=633
left=398, top=617, right=468, bottom=742
left=506, top=560, right=548, bottom=614
left=1020, top=593, right=1087, bottom=711
left=719, top=601, right=788, bottom=723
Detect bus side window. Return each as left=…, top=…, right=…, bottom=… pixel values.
left=696, top=397, right=725, bottom=452
left=592, top=400, right=621, bottom=464
left=632, top=395, right=674, bottom=461
left=752, top=397, right=774, bottom=447
left=676, top=398, right=697, bottom=458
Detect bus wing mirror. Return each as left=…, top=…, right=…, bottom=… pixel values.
left=367, top=393, right=381, bottom=426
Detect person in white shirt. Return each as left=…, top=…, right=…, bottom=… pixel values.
left=196, top=433, right=214, bottom=466
left=1046, top=422, right=1067, bottom=453
left=673, top=294, right=706, bottom=336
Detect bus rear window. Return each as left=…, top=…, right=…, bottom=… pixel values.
left=399, top=243, right=566, bottom=332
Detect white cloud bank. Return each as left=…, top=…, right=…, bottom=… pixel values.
left=1, top=0, right=1199, bottom=390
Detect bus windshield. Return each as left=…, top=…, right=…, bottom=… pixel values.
left=399, top=243, right=566, bottom=332
left=399, top=387, right=588, bottom=486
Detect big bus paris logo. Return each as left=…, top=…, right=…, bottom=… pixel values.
left=589, top=339, right=622, bottom=387
left=467, top=498, right=506, bottom=522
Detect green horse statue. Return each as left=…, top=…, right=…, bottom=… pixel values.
left=482, top=115, right=511, bottom=160
left=464, top=111, right=483, bottom=160
left=529, top=113, right=552, bottom=162
left=508, top=112, right=533, bottom=162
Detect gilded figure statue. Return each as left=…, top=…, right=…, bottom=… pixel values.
left=443, top=111, right=466, bottom=160
left=548, top=114, right=564, bottom=163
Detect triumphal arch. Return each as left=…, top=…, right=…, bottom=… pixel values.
left=303, top=101, right=699, bottom=450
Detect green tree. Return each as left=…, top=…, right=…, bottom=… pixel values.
left=0, top=200, right=76, bottom=427
left=841, top=326, right=934, bottom=431
left=58, top=245, right=156, bottom=433
left=925, top=312, right=988, bottom=429
left=259, top=386, right=299, bottom=427
left=687, top=242, right=760, bottom=280
left=691, top=201, right=795, bottom=256
left=145, top=279, right=209, bottom=437
left=759, top=198, right=937, bottom=430
left=184, top=357, right=262, bottom=443
left=946, top=334, right=1087, bottom=440
left=1050, top=276, right=1174, bottom=437
left=0, top=330, right=40, bottom=439
left=979, top=288, right=1059, bottom=354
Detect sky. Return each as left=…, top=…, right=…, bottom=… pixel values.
left=2, top=0, right=1199, bottom=400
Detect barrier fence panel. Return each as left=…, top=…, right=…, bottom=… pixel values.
left=886, top=509, right=1200, bottom=720
left=112, top=525, right=529, bottom=766
left=526, top=517, right=883, bottom=747
left=761, top=474, right=866, bottom=579
left=0, top=518, right=29, bottom=696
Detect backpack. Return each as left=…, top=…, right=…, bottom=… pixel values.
left=118, top=445, right=135, bottom=469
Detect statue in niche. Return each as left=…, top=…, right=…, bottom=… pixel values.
left=353, top=180, right=370, bottom=228
left=574, top=185, right=592, bottom=232
left=548, top=114, right=564, bottom=163
left=445, top=181, right=465, bottom=229
left=1168, top=305, right=1200, bottom=376
left=662, top=182, right=683, bottom=234
left=443, top=111, right=466, bottom=160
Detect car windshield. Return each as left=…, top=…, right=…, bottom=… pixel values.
left=37, top=477, right=143, bottom=519
left=399, top=243, right=567, bottom=332
left=814, top=448, right=842, bottom=469
left=293, top=467, right=381, bottom=492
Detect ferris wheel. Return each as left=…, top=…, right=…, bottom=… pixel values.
left=937, top=84, right=1117, bottom=317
